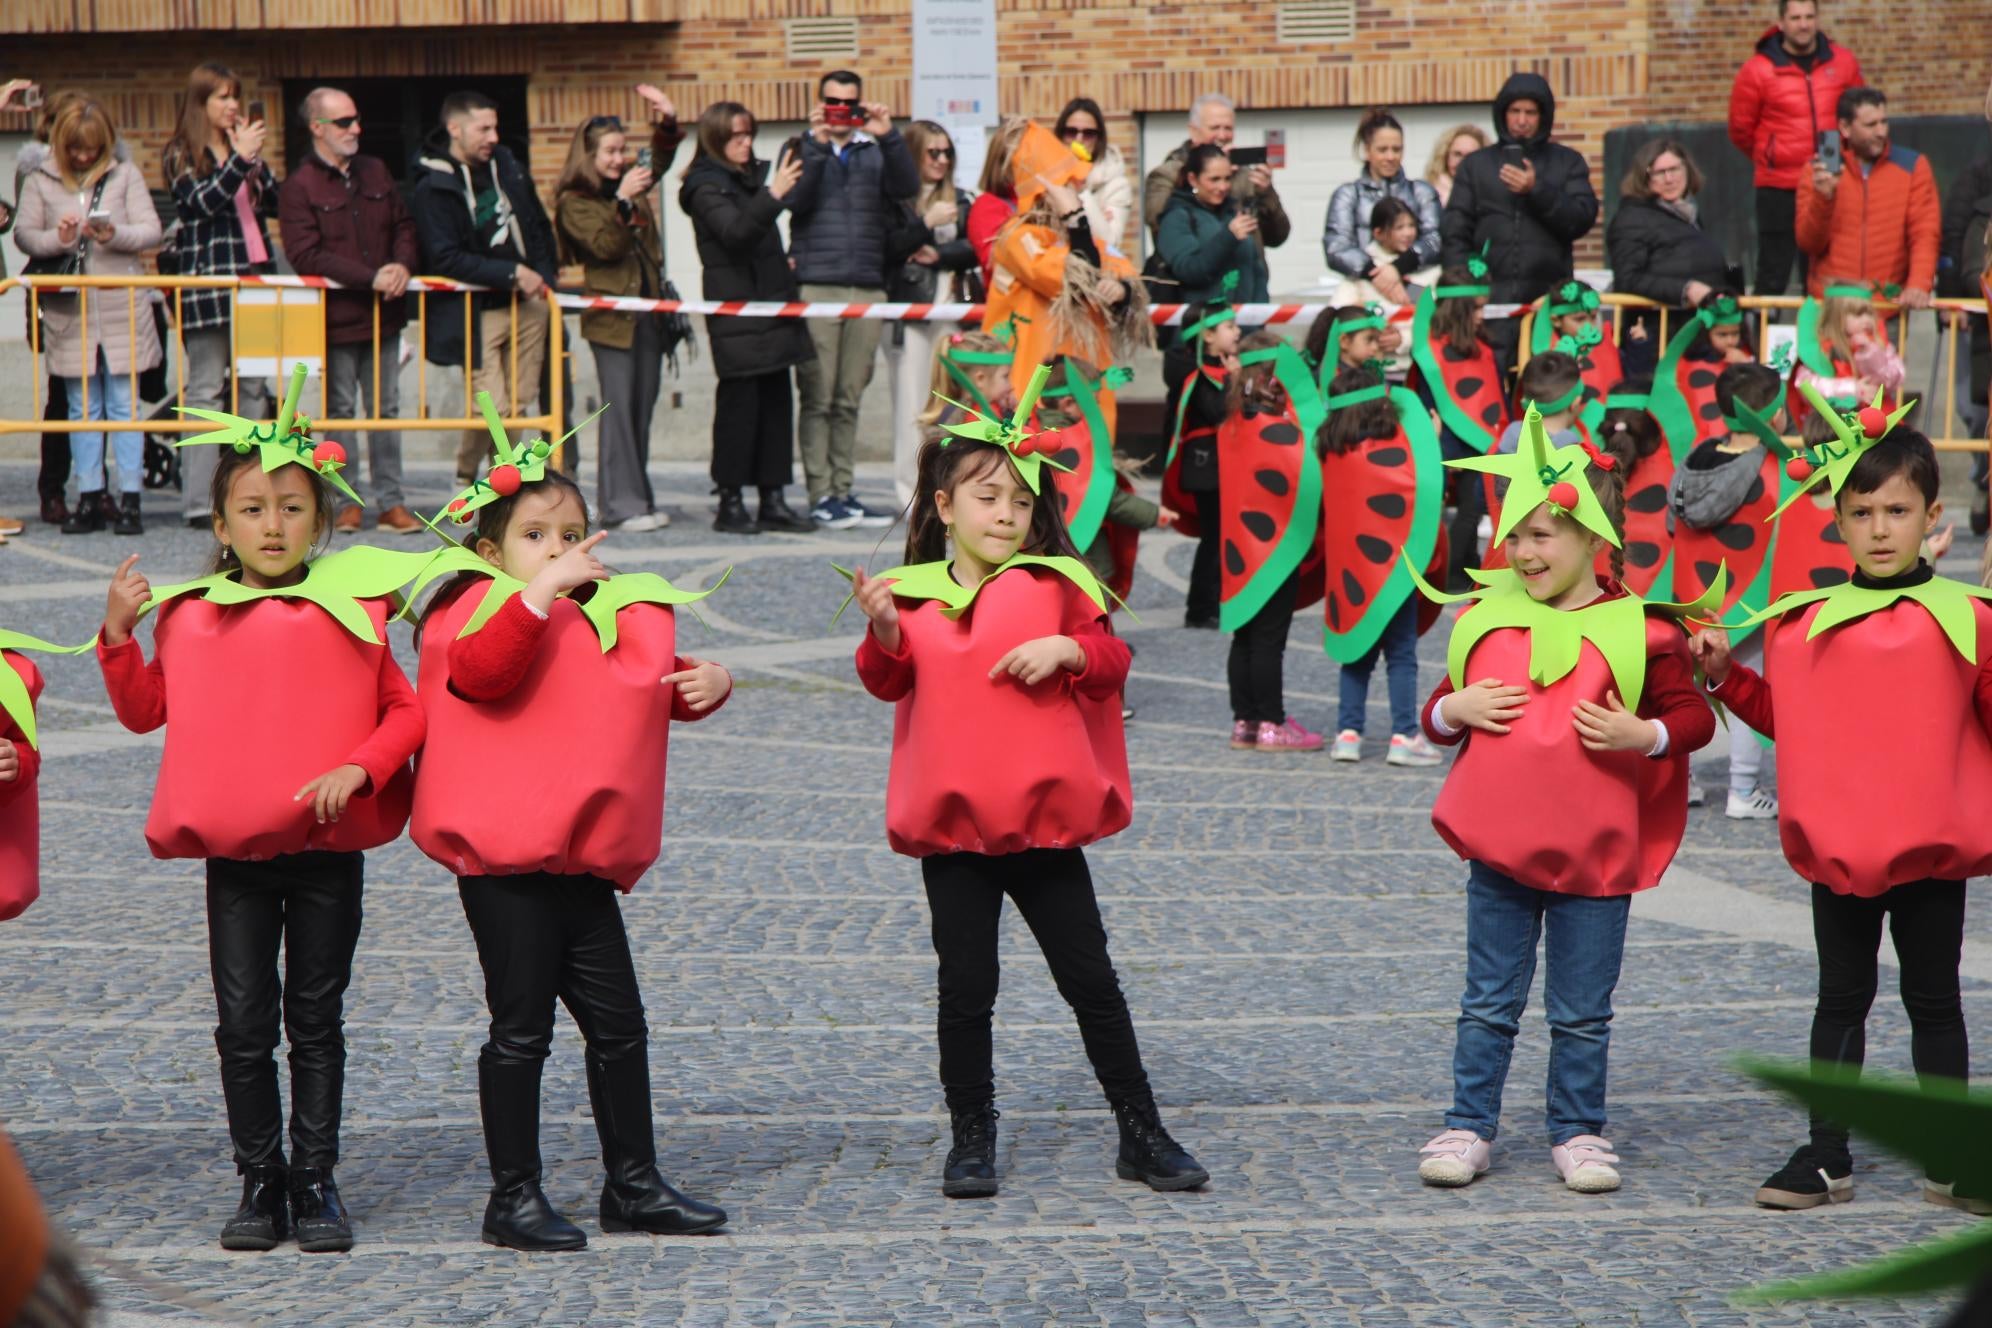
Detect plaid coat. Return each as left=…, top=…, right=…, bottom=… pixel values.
left=164, top=146, right=278, bottom=334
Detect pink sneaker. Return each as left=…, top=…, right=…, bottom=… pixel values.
left=1551, top=1135, right=1622, bottom=1193
left=1418, top=1128, right=1492, bottom=1187
left=1230, top=719, right=1255, bottom=749
left=1256, top=717, right=1324, bottom=752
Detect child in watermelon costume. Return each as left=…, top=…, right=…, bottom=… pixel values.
left=1411, top=406, right=1717, bottom=1195
left=411, top=400, right=732, bottom=1251
left=1692, top=390, right=1992, bottom=1215
left=1792, top=282, right=1903, bottom=429
left=94, top=366, right=428, bottom=1254
left=1218, top=332, right=1325, bottom=751
left=1035, top=358, right=1174, bottom=613
left=0, top=647, right=45, bottom=921
left=846, top=366, right=1206, bottom=1201
left=1597, top=382, right=1677, bottom=599
left=1409, top=262, right=1508, bottom=588
left=1316, top=365, right=1445, bottom=766
left=1527, top=278, right=1631, bottom=436
left=1161, top=298, right=1238, bottom=627
left=1650, top=289, right=1753, bottom=456
left=909, top=329, right=1016, bottom=507
left=1305, top=301, right=1391, bottom=377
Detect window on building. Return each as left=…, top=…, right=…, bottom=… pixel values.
left=281, top=76, right=530, bottom=181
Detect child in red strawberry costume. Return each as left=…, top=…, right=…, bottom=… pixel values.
left=1692, top=388, right=1990, bottom=1215
left=411, top=400, right=732, bottom=1250
left=1411, top=407, right=1716, bottom=1196
left=0, top=647, right=44, bottom=921
left=93, top=372, right=427, bottom=1254
left=848, top=367, right=1206, bottom=1201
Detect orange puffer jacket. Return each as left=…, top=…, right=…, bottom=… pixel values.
left=1795, top=143, right=1941, bottom=297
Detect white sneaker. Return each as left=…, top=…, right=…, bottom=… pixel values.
left=1387, top=732, right=1444, bottom=767
left=1551, top=1135, right=1622, bottom=1193
left=1418, top=1128, right=1492, bottom=1187
left=1726, top=787, right=1778, bottom=820
left=1329, top=729, right=1362, bottom=762
left=613, top=511, right=667, bottom=532
left=1687, top=782, right=1705, bottom=807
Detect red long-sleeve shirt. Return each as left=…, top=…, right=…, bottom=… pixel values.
left=447, top=592, right=723, bottom=723
left=0, top=653, right=44, bottom=920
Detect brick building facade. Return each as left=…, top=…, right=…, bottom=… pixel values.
left=3, top=0, right=1985, bottom=273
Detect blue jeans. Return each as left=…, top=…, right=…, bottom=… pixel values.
left=64, top=349, right=142, bottom=494
left=1336, top=598, right=1419, bottom=735
left=1446, top=861, right=1632, bottom=1144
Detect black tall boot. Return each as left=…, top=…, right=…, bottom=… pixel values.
left=713, top=488, right=758, bottom=535
left=942, top=1104, right=999, bottom=1198
left=61, top=490, right=105, bottom=535
left=587, top=1051, right=727, bottom=1235
left=113, top=491, right=142, bottom=536
left=1109, top=1090, right=1209, bottom=1191
left=477, top=1059, right=586, bottom=1251
left=288, top=1166, right=354, bottom=1252
left=219, top=1162, right=291, bottom=1250
left=756, top=486, right=817, bottom=533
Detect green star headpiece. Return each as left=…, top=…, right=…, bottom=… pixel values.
left=174, top=362, right=362, bottom=508
left=939, top=332, right=1016, bottom=417
left=1702, top=293, right=1744, bottom=329
left=1435, top=245, right=1492, bottom=298
left=1546, top=280, right=1601, bottom=319
left=1765, top=384, right=1917, bottom=520
left=1179, top=271, right=1240, bottom=343
left=1333, top=300, right=1388, bottom=336
left=932, top=362, right=1071, bottom=494
left=1448, top=401, right=1622, bottom=548
left=433, top=393, right=607, bottom=529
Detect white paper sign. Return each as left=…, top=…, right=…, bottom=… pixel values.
left=911, top=0, right=998, bottom=125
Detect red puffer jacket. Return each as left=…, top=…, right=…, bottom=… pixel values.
left=1727, top=29, right=1865, bottom=192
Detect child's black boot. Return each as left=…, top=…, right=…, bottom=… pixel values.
left=1110, top=1090, right=1209, bottom=1191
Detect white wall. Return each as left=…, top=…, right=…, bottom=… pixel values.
left=1137, top=104, right=1489, bottom=298
left=655, top=120, right=805, bottom=295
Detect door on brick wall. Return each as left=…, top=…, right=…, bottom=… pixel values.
left=281, top=76, right=530, bottom=182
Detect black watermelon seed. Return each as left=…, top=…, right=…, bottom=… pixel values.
left=1254, top=468, right=1291, bottom=497
left=1627, top=540, right=1661, bottom=568
left=1695, top=560, right=1721, bottom=586
left=1811, top=567, right=1851, bottom=588
left=1260, top=421, right=1302, bottom=446
left=1714, top=523, right=1756, bottom=551
left=1822, top=522, right=1847, bottom=544
left=1240, top=510, right=1277, bottom=541
left=1223, top=540, right=1246, bottom=576
left=1482, top=402, right=1505, bottom=426
left=1744, top=475, right=1765, bottom=504
left=1688, top=369, right=1718, bottom=388
left=1366, top=493, right=1407, bottom=519
left=1455, top=376, right=1483, bottom=397
left=1356, top=533, right=1394, bottom=565
left=1326, top=593, right=1342, bottom=631
left=1700, top=401, right=1724, bottom=420
left=1050, top=447, right=1082, bottom=470
left=1367, top=446, right=1408, bottom=467
left=1342, top=569, right=1367, bottom=607
left=1441, top=344, right=1473, bottom=363
left=1625, top=484, right=1668, bottom=513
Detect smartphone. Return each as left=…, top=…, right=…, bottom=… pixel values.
left=20, top=84, right=42, bottom=110
left=87, top=208, right=112, bottom=230
left=636, top=146, right=653, bottom=171
left=1229, top=145, right=1267, bottom=167
left=1817, top=129, right=1843, bottom=176
left=824, top=102, right=861, bottom=128
left=1264, top=129, right=1286, bottom=169
left=247, top=99, right=265, bottom=124
left=1501, top=143, right=1526, bottom=169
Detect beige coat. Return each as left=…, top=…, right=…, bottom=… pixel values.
left=15, top=157, right=163, bottom=378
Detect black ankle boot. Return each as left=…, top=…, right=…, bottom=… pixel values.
left=61, top=491, right=105, bottom=535
left=588, top=1052, right=728, bottom=1235
left=113, top=491, right=142, bottom=536
left=713, top=488, right=758, bottom=535
left=942, top=1105, right=999, bottom=1198
left=478, top=1059, right=586, bottom=1252
left=756, top=487, right=816, bottom=533
left=288, top=1166, right=354, bottom=1252
left=1110, top=1091, right=1208, bottom=1191
left=219, top=1162, right=291, bottom=1250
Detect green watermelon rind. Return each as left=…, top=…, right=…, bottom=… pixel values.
left=1410, top=289, right=1498, bottom=454
left=1217, top=344, right=1325, bottom=633
left=1322, top=387, right=1443, bottom=664
left=1648, top=315, right=1704, bottom=464
left=1060, top=369, right=1118, bottom=553
left=1618, top=447, right=1678, bottom=599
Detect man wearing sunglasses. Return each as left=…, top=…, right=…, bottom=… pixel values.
left=787, top=69, right=919, bottom=529
left=279, top=86, right=424, bottom=535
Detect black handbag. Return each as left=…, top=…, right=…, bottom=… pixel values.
left=1141, top=248, right=1179, bottom=305
left=656, top=278, right=698, bottom=373
left=23, top=175, right=109, bottom=326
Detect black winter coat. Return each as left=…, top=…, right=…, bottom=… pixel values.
left=787, top=130, right=920, bottom=289
left=1439, top=73, right=1599, bottom=304
left=885, top=187, right=980, bottom=303
left=679, top=155, right=816, bottom=380
left=408, top=135, right=558, bottom=369
left=1606, top=197, right=1731, bottom=307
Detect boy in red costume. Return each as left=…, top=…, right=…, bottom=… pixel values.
left=1693, top=385, right=1992, bottom=1215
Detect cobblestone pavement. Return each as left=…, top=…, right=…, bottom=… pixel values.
left=2, top=457, right=1986, bottom=1327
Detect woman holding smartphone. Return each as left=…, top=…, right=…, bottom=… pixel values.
left=162, top=61, right=278, bottom=530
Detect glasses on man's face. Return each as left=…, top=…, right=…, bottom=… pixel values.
left=1058, top=126, right=1100, bottom=141
left=314, top=115, right=361, bottom=130
left=926, top=147, right=954, bottom=160
left=823, top=96, right=861, bottom=109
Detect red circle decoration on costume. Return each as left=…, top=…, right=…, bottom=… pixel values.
left=1858, top=406, right=1888, bottom=439
left=1785, top=456, right=1814, bottom=482
left=312, top=441, right=347, bottom=468
left=488, top=465, right=522, bottom=496
left=1547, top=481, right=1580, bottom=512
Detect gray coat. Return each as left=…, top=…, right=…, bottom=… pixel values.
left=1323, top=171, right=1441, bottom=278
left=787, top=130, right=920, bottom=289
left=1667, top=444, right=1766, bottom=534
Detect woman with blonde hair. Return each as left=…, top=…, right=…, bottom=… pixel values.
left=162, top=61, right=278, bottom=528
left=1424, top=124, right=1489, bottom=208
left=555, top=90, right=685, bottom=532
left=15, top=97, right=161, bottom=535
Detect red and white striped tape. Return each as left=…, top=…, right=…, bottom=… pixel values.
left=228, top=273, right=1527, bottom=323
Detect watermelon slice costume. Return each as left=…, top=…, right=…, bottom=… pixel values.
left=851, top=556, right=1132, bottom=857
left=409, top=550, right=725, bottom=889
left=1038, top=362, right=1120, bottom=555
left=1160, top=359, right=1227, bottom=541
left=1649, top=308, right=1735, bottom=458
left=1527, top=282, right=1624, bottom=435
left=95, top=544, right=437, bottom=860
left=0, top=652, right=44, bottom=921
left=1319, top=385, right=1446, bottom=662
left=1618, top=441, right=1676, bottom=597
left=1790, top=287, right=1898, bottom=431
left=1410, top=283, right=1508, bottom=455
left=1217, top=343, right=1324, bottom=633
